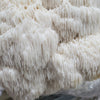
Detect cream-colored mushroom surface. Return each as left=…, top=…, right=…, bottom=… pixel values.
left=0, top=0, right=100, bottom=100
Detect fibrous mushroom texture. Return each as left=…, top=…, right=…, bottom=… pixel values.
left=0, top=0, right=100, bottom=100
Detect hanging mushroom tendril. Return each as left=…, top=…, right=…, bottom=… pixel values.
left=0, top=0, right=100, bottom=100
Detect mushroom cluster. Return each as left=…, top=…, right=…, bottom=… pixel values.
left=0, top=0, right=100, bottom=100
